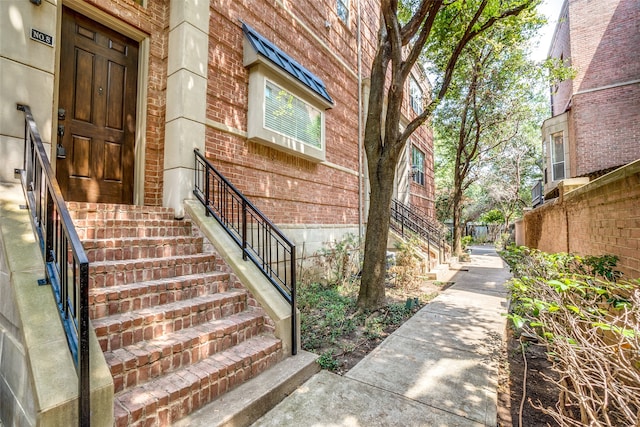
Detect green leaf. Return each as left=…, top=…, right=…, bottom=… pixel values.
left=591, top=322, right=611, bottom=331
left=611, top=326, right=636, bottom=338
left=548, top=304, right=560, bottom=313
left=508, top=313, right=526, bottom=330
left=566, top=305, right=581, bottom=315
left=548, top=279, right=569, bottom=292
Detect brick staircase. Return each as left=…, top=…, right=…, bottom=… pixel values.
left=67, top=202, right=283, bottom=426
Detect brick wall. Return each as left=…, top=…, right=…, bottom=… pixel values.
left=573, top=84, right=640, bottom=176
left=568, top=0, right=640, bottom=93
left=524, top=160, right=640, bottom=278
left=201, top=0, right=436, bottom=226
left=205, top=1, right=362, bottom=225
left=409, top=123, right=435, bottom=218
left=546, top=0, right=640, bottom=179
left=566, top=0, right=640, bottom=177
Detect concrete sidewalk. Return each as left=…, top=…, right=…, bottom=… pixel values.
left=252, top=245, right=512, bottom=427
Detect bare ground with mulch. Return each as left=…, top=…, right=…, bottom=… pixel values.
left=305, top=278, right=446, bottom=375
left=497, top=327, right=560, bottom=426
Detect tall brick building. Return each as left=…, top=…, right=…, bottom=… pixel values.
left=1, top=0, right=435, bottom=252
left=540, top=0, right=640, bottom=201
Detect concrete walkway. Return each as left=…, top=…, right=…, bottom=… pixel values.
left=251, top=245, right=512, bottom=427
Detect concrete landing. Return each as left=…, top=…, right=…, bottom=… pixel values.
left=174, top=350, right=319, bottom=427
left=252, top=245, right=511, bottom=426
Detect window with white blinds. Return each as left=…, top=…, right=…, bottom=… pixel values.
left=264, top=80, right=322, bottom=149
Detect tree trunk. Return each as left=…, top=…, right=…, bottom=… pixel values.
left=357, top=157, right=396, bottom=310
left=452, top=195, right=463, bottom=256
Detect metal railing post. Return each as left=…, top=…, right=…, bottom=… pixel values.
left=79, top=261, right=90, bottom=425
left=242, top=199, right=248, bottom=261
left=204, top=162, right=210, bottom=217
left=290, top=246, right=297, bottom=355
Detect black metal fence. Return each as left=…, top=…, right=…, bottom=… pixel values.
left=390, top=199, right=448, bottom=264
left=193, top=149, right=297, bottom=355
left=16, top=104, right=90, bottom=426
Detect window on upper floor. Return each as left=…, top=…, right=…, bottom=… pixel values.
left=411, top=145, right=425, bottom=186
left=243, top=23, right=333, bottom=162
left=410, top=76, right=423, bottom=115
left=337, top=0, right=349, bottom=24
left=551, top=132, right=565, bottom=181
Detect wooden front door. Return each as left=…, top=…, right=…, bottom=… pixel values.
left=57, top=7, right=138, bottom=204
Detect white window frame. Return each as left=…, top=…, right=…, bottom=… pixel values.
left=411, top=145, right=425, bottom=186
left=337, top=0, right=349, bottom=24
left=263, top=79, right=323, bottom=150
left=551, top=132, right=565, bottom=181
left=246, top=64, right=330, bottom=162
left=410, top=76, right=423, bottom=115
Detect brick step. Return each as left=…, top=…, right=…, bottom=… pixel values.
left=74, top=218, right=193, bottom=240
left=89, top=253, right=219, bottom=288
left=113, top=335, right=283, bottom=427
left=105, top=310, right=267, bottom=393
left=89, top=272, right=231, bottom=320
left=67, top=202, right=177, bottom=221
left=83, top=235, right=205, bottom=262
left=93, top=290, right=247, bottom=352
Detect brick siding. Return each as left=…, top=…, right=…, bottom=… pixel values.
left=548, top=0, right=640, bottom=178
left=572, top=84, right=640, bottom=176
left=203, top=0, right=436, bottom=225
left=204, top=1, right=361, bottom=225
left=524, top=161, right=640, bottom=278
left=71, top=0, right=438, bottom=224
left=568, top=0, right=640, bottom=93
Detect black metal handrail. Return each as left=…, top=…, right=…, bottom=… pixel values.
left=390, top=199, right=448, bottom=264
left=16, top=104, right=90, bottom=426
left=193, top=149, right=297, bottom=355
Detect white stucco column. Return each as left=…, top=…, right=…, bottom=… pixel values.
left=0, top=1, right=56, bottom=182
left=163, top=0, right=210, bottom=218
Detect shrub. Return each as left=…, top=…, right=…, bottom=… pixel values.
left=502, top=246, right=639, bottom=426
left=314, top=233, right=362, bottom=285
left=388, top=239, right=423, bottom=290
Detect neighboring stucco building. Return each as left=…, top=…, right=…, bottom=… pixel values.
left=0, top=0, right=435, bottom=254
left=539, top=0, right=640, bottom=202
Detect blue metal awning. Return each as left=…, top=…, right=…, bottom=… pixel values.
left=242, top=22, right=334, bottom=105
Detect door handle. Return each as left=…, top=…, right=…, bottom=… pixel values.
left=56, top=144, right=67, bottom=159
left=56, top=126, right=66, bottom=159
